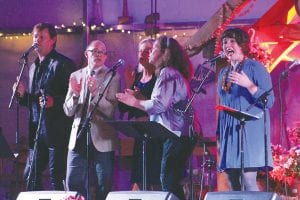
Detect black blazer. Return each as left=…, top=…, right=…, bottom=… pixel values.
left=19, top=49, right=76, bottom=148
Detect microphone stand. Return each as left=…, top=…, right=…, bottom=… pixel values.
left=246, top=65, right=291, bottom=192
left=26, top=92, right=46, bottom=191
left=176, top=60, right=216, bottom=200
left=76, top=69, right=117, bottom=200
left=8, top=56, right=29, bottom=195
left=198, top=142, right=215, bottom=200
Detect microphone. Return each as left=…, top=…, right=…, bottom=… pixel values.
left=109, top=59, right=125, bottom=72
left=288, top=59, right=300, bottom=70
left=90, top=70, right=96, bottom=76
left=281, top=59, right=300, bottom=78
left=21, top=43, right=38, bottom=59
left=206, top=51, right=225, bottom=63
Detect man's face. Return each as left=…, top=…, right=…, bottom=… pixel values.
left=85, top=41, right=107, bottom=69
left=33, top=28, right=56, bottom=57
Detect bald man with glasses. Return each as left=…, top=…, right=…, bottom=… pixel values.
left=63, top=40, right=120, bottom=200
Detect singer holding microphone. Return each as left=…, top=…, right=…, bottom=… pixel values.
left=63, top=40, right=120, bottom=200
left=13, top=22, right=76, bottom=190
left=216, top=28, right=275, bottom=191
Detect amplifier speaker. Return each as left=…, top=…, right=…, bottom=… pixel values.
left=106, top=191, right=179, bottom=200
left=204, top=191, right=282, bottom=200
left=16, top=191, right=78, bottom=200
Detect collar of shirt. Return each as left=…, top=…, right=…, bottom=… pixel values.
left=87, top=65, right=108, bottom=76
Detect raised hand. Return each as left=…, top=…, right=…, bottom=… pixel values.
left=228, top=70, right=257, bottom=94
left=87, top=75, right=97, bottom=97
left=70, top=76, right=82, bottom=97
left=124, top=65, right=136, bottom=88
left=13, top=76, right=26, bottom=97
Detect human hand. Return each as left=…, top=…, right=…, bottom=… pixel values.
left=229, top=70, right=257, bottom=94
left=116, top=92, right=137, bottom=107
left=87, top=75, right=97, bottom=97
left=70, top=76, right=82, bottom=97
left=125, top=87, right=147, bottom=100
left=124, top=65, right=135, bottom=88
left=13, top=78, right=26, bottom=97
left=39, top=94, right=54, bottom=108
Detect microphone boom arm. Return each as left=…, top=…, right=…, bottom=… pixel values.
left=76, top=70, right=117, bottom=139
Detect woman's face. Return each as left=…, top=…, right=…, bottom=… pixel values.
left=149, top=40, right=164, bottom=69
left=138, top=42, right=152, bottom=68
left=138, top=42, right=152, bottom=60
left=222, top=37, right=244, bottom=62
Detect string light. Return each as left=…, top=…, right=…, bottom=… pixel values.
left=91, top=25, right=97, bottom=31
left=0, top=20, right=197, bottom=41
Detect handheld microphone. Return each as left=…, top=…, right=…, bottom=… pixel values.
left=206, top=51, right=225, bottom=63
left=109, top=59, right=125, bottom=72
left=21, top=43, right=39, bottom=59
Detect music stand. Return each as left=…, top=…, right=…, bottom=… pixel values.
left=216, top=105, right=261, bottom=191
left=0, top=128, right=14, bottom=159
left=106, top=120, right=177, bottom=191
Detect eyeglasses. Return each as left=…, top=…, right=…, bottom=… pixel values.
left=87, top=49, right=107, bottom=55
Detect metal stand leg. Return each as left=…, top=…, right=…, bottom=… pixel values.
left=86, top=125, right=91, bottom=200
left=142, top=135, right=148, bottom=191
left=240, top=120, right=245, bottom=191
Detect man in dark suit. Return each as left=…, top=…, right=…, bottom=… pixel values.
left=14, top=22, right=75, bottom=190
left=63, top=40, right=120, bottom=200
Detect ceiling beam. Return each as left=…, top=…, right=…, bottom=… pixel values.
left=184, top=0, right=251, bottom=57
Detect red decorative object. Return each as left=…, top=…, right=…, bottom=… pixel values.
left=213, top=1, right=251, bottom=55
left=267, top=125, right=300, bottom=195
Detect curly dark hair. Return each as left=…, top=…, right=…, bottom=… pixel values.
left=221, top=28, right=250, bottom=56
left=158, top=36, right=193, bottom=80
